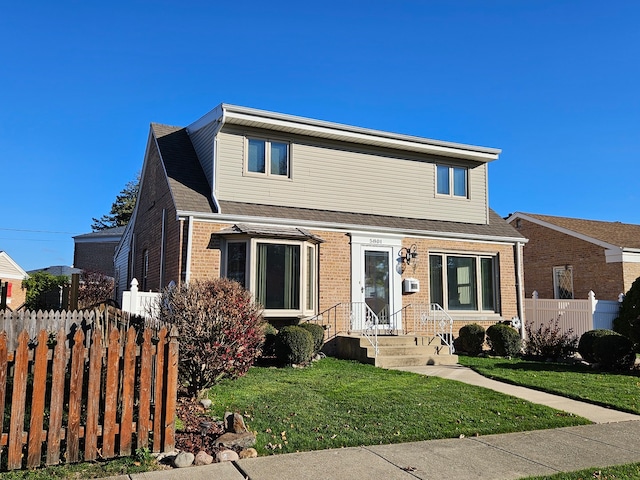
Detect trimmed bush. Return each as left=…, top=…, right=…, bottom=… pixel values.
left=614, top=276, right=640, bottom=349
left=275, top=326, right=314, bottom=365
left=525, top=317, right=578, bottom=360
left=454, top=323, right=485, bottom=356
left=593, top=333, right=635, bottom=370
left=579, top=329, right=635, bottom=370
left=262, top=323, right=279, bottom=357
left=159, top=278, right=265, bottom=396
left=486, top=323, right=522, bottom=357
left=578, top=329, right=613, bottom=363
left=299, top=322, right=325, bottom=355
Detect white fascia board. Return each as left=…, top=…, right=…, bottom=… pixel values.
left=507, top=212, right=618, bottom=251
left=187, top=103, right=500, bottom=163
left=605, top=248, right=640, bottom=264
left=176, top=210, right=525, bottom=245
left=223, top=110, right=499, bottom=163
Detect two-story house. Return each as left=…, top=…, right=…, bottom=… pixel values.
left=115, top=104, right=525, bottom=358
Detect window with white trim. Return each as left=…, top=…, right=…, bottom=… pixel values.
left=436, top=165, right=468, bottom=198
left=429, top=253, right=499, bottom=312
left=246, top=138, right=290, bottom=177
left=553, top=266, right=574, bottom=299
left=223, top=238, right=317, bottom=316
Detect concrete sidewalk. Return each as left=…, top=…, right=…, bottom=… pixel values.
left=117, top=364, right=640, bottom=480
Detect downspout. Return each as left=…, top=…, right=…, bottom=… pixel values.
left=159, top=208, right=166, bottom=288
left=185, top=215, right=194, bottom=283
left=515, top=241, right=525, bottom=339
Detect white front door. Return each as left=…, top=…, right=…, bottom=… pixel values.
left=350, top=233, right=403, bottom=332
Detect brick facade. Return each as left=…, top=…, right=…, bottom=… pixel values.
left=0, top=277, right=26, bottom=309
left=73, top=241, right=120, bottom=276
left=513, top=218, right=625, bottom=301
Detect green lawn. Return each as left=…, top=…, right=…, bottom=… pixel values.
left=458, top=355, right=640, bottom=414
left=206, top=357, right=589, bottom=455
left=520, top=462, right=640, bottom=480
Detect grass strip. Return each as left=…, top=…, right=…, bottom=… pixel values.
left=458, top=356, right=640, bottom=414
left=520, top=462, right=640, bottom=479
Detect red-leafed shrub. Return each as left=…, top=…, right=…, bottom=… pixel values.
left=159, top=278, right=265, bottom=396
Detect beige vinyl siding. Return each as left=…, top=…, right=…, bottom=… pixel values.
left=215, top=127, right=488, bottom=224
left=188, top=121, right=218, bottom=190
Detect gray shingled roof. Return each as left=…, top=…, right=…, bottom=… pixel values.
left=153, top=122, right=524, bottom=241
left=152, top=124, right=217, bottom=214
left=218, top=224, right=325, bottom=243
left=522, top=213, right=640, bottom=249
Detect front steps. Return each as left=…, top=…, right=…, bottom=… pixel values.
left=335, top=334, right=458, bottom=368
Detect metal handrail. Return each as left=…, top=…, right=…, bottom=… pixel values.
left=428, top=303, right=455, bottom=353
left=349, top=302, right=379, bottom=356
left=305, top=302, right=341, bottom=339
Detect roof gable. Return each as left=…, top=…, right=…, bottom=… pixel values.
left=0, top=251, right=28, bottom=280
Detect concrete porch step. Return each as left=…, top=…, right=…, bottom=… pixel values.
left=334, top=334, right=457, bottom=368
left=375, top=354, right=459, bottom=368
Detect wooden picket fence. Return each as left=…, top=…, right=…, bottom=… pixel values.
left=0, top=317, right=178, bottom=471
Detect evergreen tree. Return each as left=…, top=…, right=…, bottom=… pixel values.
left=91, top=174, right=139, bottom=231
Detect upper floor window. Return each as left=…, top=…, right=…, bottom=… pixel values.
left=247, top=138, right=290, bottom=177
left=436, top=165, right=468, bottom=198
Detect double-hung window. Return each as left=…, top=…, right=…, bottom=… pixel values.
left=223, top=237, right=317, bottom=317
left=247, top=138, right=290, bottom=177
left=436, top=165, right=468, bottom=198
left=429, top=253, right=499, bottom=312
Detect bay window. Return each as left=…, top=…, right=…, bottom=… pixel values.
left=223, top=236, right=317, bottom=317
left=429, top=253, right=499, bottom=312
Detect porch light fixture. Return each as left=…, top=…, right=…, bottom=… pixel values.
left=400, top=244, right=419, bottom=266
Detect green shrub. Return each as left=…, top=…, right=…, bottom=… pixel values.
left=454, top=323, right=485, bottom=356
left=159, top=278, right=265, bottom=396
left=275, top=326, right=314, bottom=365
left=525, top=317, right=578, bottom=360
left=578, top=329, right=613, bottom=363
left=614, top=277, right=640, bottom=348
left=486, top=323, right=522, bottom=357
left=299, top=322, right=325, bottom=354
left=262, top=323, right=278, bottom=357
left=579, top=329, right=636, bottom=370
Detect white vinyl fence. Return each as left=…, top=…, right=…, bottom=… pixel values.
left=524, top=290, right=622, bottom=338
left=121, top=278, right=161, bottom=319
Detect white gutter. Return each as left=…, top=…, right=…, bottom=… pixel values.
left=515, top=241, right=525, bottom=339
left=160, top=208, right=166, bottom=288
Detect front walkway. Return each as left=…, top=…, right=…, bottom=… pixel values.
left=392, top=364, right=640, bottom=423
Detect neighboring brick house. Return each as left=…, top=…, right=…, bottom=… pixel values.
left=507, top=212, right=640, bottom=301
left=73, top=226, right=125, bottom=277
left=0, top=251, right=28, bottom=309
left=116, top=104, right=526, bottom=338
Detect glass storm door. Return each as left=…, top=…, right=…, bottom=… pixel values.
left=363, top=249, right=391, bottom=325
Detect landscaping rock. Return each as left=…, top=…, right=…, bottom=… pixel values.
left=200, top=398, right=212, bottom=409
left=239, top=448, right=258, bottom=459
left=194, top=450, right=214, bottom=466
left=173, top=451, right=195, bottom=468
left=217, top=449, right=240, bottom=462
left=225, top=411, right=248, bottom=433
left=215, top=431, right=257, bottom=448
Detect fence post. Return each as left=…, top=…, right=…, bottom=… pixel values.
left=129, top=278, right=139, bottom=315
left=588, top=290, right=597, bottom=330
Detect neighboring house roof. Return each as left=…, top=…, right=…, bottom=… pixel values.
left=0, top=251, right=28, bottom=280
left=151, top=118, right=524, bottom=244
left=508, top=212, right=640, bottom=251
left=27, top=265, right=83, bottom=277
left=73, top=226, right=126, bottom=243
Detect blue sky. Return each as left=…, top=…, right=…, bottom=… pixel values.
left=1, top=1, right=639, bottom=272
